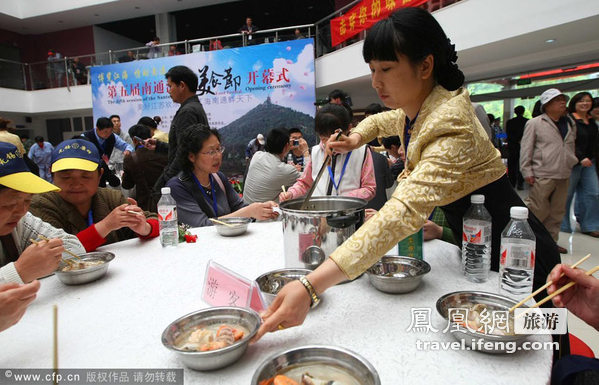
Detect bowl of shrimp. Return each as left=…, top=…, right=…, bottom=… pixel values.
left=436, top=291, right=532, bottom=353
left=161, top=307, right=261, bottom=371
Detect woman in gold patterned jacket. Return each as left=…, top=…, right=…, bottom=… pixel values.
left=253, top=8, right=561, bottom=340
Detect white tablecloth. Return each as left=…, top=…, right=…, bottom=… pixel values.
left=0, top=222, right=553, bottom=384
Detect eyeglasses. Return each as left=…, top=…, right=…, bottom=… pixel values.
left=200, top=146, right=225, bottom=156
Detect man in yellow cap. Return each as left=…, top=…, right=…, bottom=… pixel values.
left=0, top=142, right=85, bottom=285
left=30, top=139, right=159, bottom=252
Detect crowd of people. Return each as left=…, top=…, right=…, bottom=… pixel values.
left=3, top=7, right=599, bottom=384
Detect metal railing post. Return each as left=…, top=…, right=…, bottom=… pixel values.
left=185, top=40, right=189, bottom=54
left=21, top=63, right=27, bottom=90
left=315, top=24, right=320, bottom=57
left=109, top=50, right=113, bottom=64
left=28, top=64, right=33, bottom=90
left=64, top=58, right=70, bottom=90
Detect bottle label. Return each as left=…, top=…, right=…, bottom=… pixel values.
left=500, top=243, right=535, bottom=268
left=158, top=205, right=177, bottom=221
left=462, top=223, right=488, bottom=244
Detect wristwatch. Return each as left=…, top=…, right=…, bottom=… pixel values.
left=299, top=276, right=321, bottom=308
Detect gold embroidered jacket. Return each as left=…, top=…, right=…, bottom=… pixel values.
left=330, top=85, right=506, bottom=279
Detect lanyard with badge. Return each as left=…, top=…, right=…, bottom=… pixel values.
left=192, top=173, right=218, bottom=217
left=87, top=209, right=94, bottom=227
left=327, top=152, right=352, bottom=194
left=400, top=112, right=419, bottom=179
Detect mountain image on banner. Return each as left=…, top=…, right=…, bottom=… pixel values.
left=219, top=96, right=315, bottom=176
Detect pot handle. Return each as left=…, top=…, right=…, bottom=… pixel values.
left=326, top=214, right=360, bottom=229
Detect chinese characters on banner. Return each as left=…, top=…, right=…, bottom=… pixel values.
left=90, top=39, right=315, bottom=132
left=330, top=0, right=428, bottom=47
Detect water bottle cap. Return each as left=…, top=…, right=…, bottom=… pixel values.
left=471, top=194, right=485, bottom=204
left=510, top=206, right=528, bottom=219
left=161, top=187, right=171, bottom=195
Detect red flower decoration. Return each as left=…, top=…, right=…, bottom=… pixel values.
left=184, top=234, right=198, bottom=243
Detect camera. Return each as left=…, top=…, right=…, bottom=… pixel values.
left=293, top=139, right=299, bottom=146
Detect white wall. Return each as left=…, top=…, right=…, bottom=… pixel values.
left=93, top=26, right=144, bottom=61
left=0, top=85, right=92, bottom=114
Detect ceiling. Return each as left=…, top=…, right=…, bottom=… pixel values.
left=316, top=13, right=599, bottom=106
left=0, top=0, right=239, bottom=35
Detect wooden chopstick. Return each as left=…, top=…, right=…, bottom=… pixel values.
left=209, top=218, right=236, bottom=228
left=53, top=304, right=58, bottom=385
left=281, top=185, right=286, bottom=193
left=531, top=265, right=599, bottom=309
left=127, top=210, right=144, bottom=216
left=29, top=238, right=74, bottom=266
left=509, top=253, right=591, bottom=312
left=37, top=235, right=82, bottom=261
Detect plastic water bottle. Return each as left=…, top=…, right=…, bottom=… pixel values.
left=287, top=153, right=294, bottom=165
left=499, top=207, right=536, bottom=301
left=157, top=187, right=178, bottom=247
left=462, top=194, right=492, bottom=282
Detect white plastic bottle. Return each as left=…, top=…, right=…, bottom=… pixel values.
left=287, top=153, right=294, bottom=165
left=157, top=187, right=178, bottom=247
left=499, top=207, right=536, bottom=301
left=462, top=194, right=492, bottom=282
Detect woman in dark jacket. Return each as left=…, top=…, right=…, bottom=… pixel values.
left=561, top=92, right=599, bottom=237
left=166, top=124, right=278, bottom=227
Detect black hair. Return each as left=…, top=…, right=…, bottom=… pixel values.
left=382, top=136, right=401, bottom=149
left=514, top=106, right=525, bottom=116
left=532, top=100, right=542, bottom=118
left=315, top=104, right=350, bottom=137
left=568, top=92, right=593, bottom=114
left=96, top=117, right=113, bottom=130
left=328, top=89, right=347, bottom=102
left=288, top=127, right=303, bottom=135
left=138, top=116, right=157, bottom=129
left=265, top=128, right=290, bottom=155
left=165, top=65, right=198, bottom=93
left=593, top=97, right=599, bottom=110
left=0, top=117, right=11, bottom=129
left=128, top=124, right=152, bottom=140
left=108, top=114, right=120, bottom=120
left=178, top=123, right=220, bottom=173
left=365, top=103, right=384, bottom=116
left=153, top=116, right=162, bottom=124
left=34, top=136, right=44, bottom=142
left=487, top=114, right=495, bottom=124
left=362, top=7, right=464, bottom=91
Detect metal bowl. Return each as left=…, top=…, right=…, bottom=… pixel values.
left=161, top=307, right=261, bottom=371
left=54, top=251, right=115, bottom=285
left=436, top=291, right=531, bottom=353
left=366, top=256, right=431, bottom=294
left=251, top=345, right=381, bottom=385
left=255, top=268, right=316, bottom=306
left=213, top=217, right=251, bottom=237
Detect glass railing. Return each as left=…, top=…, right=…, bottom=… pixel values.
left=0, top=0, right=460, bottom=91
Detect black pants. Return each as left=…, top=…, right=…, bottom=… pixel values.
left=441, top=174, right=561, bottom=305
left=507, top=143, right=524, bottom=188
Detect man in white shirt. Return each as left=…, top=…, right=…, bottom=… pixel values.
left=243, top=128, right=303, bottom=204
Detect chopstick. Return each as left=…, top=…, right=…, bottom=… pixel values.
left=37, top=235, right=82, bottom=261
left=127, top=210, right=144, bottom=216
left=509, top=253, right=591, bottom=312
left=30, top=238, right=74, bottom=266
left=209, top=218, right=236, bottom=228
left=281, top=185, right=286, bottom=193
left=53, top=304, right=58, bottom=385
left=531, top=265, right=599, bottom=309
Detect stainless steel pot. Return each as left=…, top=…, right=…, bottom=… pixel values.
left=279, top=196, right=366, bottom=270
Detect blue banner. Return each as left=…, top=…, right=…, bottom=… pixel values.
left=90, top=39, right=316, bottom=133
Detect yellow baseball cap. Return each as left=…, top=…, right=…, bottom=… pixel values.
left=0, top=142, right=59, bottom=193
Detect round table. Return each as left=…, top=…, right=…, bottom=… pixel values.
left=0, top=222, right=553, bottom=384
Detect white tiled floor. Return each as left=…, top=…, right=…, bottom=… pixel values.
left=516, top=185, right=599, bottom=357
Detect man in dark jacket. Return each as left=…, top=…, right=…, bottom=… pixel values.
left=506, top=105, right=528, bottom=189
left=152, top=65, right=209, bottom=191
left=82, top=117, right=133, bottom=187
left=122, top=125, right=168, bottom=212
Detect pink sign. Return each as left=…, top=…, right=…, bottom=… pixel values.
left=202, top=260, right=266, bottom=312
